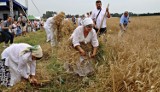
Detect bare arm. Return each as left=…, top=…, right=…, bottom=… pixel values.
left=2, top=22, right=12, bottom=30
left=2, top=24, right=10, bottom=30
left=106, top=5, right=110, bottom=18
left=2, top=26, right=9, bottom=30
left=75, top=45, right=86, bottom=56
left=106, top=9, right=110, bottom=18
left=91, top=47, right=98, bottom=58
left=28, top=60, right=37, bottom=84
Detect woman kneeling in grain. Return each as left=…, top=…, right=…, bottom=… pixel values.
left=66, top=18, right=99, bottom=76
left=0, top=43, right=43, bottom=87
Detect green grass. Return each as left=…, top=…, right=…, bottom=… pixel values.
left=0, top=31, right=45, bottom=52
left=0, top=30, right=59, bottom=91
left=0, top=30, right=99, bottom=92
left=1, top=16, right=159, bottom=92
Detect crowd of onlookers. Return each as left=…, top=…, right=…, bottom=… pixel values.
left=69, top=12, right=93, bottom=27
left=0, top=13, right=44, bottom=47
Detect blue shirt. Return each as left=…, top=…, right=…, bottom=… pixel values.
left=120, top=14, right=129, bottom=25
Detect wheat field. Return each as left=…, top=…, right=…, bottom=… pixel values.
left=0, top=16, right=160, bottom=92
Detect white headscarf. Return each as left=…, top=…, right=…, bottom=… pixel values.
left=82, top=18, right=93, bottom=26
left=31, top=45, right=43, bottom=58
left=20, top=45, right=43, bottom=58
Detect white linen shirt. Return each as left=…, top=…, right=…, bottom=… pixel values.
left=72, top=26, right=99, bottom=47
left=91, top=8, right=108, bottom=29
left=44, top=17, right=53, bottom=28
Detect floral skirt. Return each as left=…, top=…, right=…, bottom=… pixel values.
left=0, top=60, right=10, bottom=87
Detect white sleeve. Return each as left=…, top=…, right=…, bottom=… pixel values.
left=1, top=48, right=9, bottom=59
left=91, top=30, right=99, bottom=47
left=30, top=60, right=36, bottom=75
left=72, top=27, right=80, bottom=47
left=17, top=53, right=30, bottom=78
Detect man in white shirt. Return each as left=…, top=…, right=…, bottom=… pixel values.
left=91, top=0, right=110, bottom=35
left=78, top=15, right=85, bottom=26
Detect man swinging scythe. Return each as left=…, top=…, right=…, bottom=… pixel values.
left=91, top=0, right=110, bottom=36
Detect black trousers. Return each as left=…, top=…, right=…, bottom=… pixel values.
left=94, top=27, right=107, bottom=35
left=0, top=31, right=5, bottom=43
left=2, top=31, right=14, bottom=44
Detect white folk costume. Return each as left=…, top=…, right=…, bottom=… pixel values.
left=65, top=18, right=99, bottom=76
left=0, top=43, right=43, bottom=86
left=91, top=8, right=108, bottom=29
left=44, top=17, right=55, bottom=46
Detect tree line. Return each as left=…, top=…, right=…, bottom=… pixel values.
left=42, top=11, right=160, bottom=19
left=111, top=12, right=160, bottom=17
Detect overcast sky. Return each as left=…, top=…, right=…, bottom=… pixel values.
left=16, top=0, right=160, bottom=17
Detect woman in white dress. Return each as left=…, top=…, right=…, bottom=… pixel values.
left=0, top=43, right=43, bottom=86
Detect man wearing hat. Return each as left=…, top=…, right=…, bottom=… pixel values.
left=0, top=43, right=43, bottom=86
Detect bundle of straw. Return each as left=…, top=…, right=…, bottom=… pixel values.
left=52, top=12, right=65, bottom=42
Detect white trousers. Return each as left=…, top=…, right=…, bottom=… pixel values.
left=44, top=27, right=52, bottom=42
left=50, top=31, right=55, bottom=47
left=44, top=27, right=55, bottom=46
left=7, top=58, right=30, bottom=86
